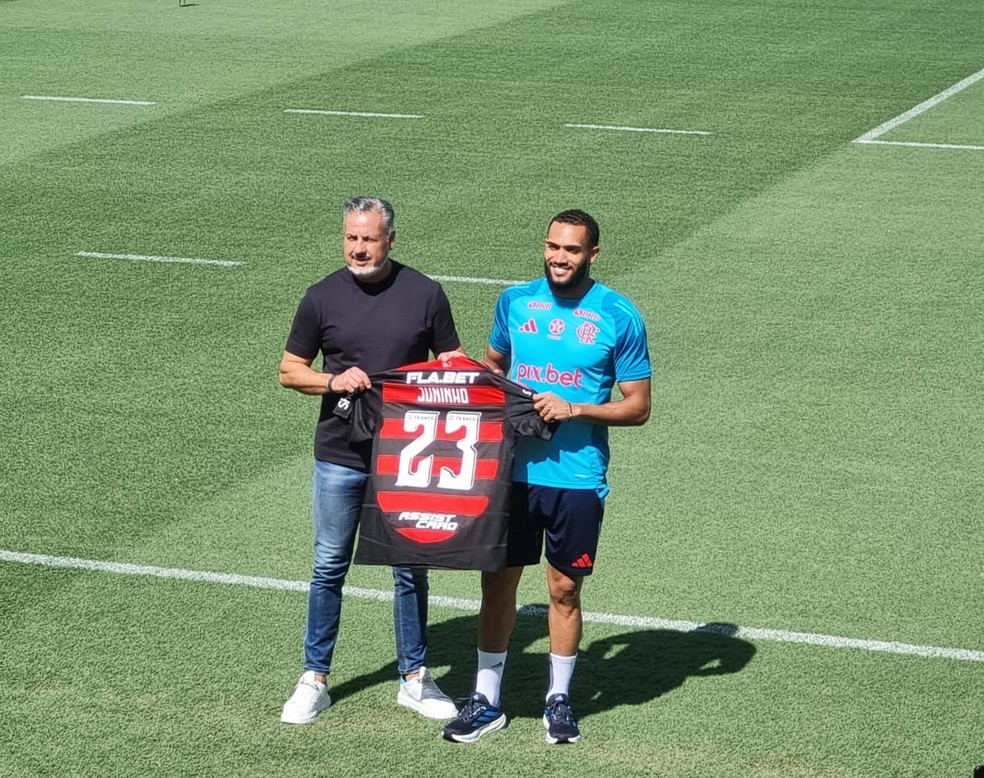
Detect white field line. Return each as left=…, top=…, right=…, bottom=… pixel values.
left=854, top=67, right=984, bottom=142
left=3, top=549, right=983, bottom=664
left=855, top=139, right=984, bottom=152
left=285, top=109, right=423, bottom=120
left=428, top=274, right=524, bottom=286
left=75, top=256, right=507, bottom=280
left=75, top=251, right=243, bottom=267
left=22, top=95, right=156, bottom=106
left=566, top=123, right=712, bottom=136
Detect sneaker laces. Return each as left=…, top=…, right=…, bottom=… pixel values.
left=545, top=696, right=576, bottom=726
left=456, top=694, right=491, bottom=723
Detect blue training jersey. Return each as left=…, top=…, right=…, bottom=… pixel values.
left=488, top=277, right=651, bottom=493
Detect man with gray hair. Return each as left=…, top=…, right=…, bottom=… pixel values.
left=279, top=196, right=463, bottom=724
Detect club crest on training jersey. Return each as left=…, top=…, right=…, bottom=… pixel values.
left=576, top=321, right=599, bottom=345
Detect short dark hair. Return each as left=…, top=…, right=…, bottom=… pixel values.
left=549, top=209, right=599, bottom=248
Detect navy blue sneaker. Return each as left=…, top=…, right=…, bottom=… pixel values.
left=442, top=693, right=508, bottom=743
left=543, top=693, right=581, bottom=744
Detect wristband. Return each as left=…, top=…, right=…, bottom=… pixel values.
left=568, top=401, right=575, bottom=419
left=327, top=374, right=337, bottom=393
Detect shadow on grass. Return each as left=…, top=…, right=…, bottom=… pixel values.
left=328, top=610, right=754, bottom=722
left=575, top=622, right=756, bottom=717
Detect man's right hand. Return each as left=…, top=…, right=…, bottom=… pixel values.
left=329, top=366, right=372, bottom=394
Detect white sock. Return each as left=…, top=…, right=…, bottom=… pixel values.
left=546, top=652, right=577, bottom=699
left=475, top=649, right=507, bottom=707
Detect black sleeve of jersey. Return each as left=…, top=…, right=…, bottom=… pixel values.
left=506, top=397, right=557, bottom=440
left=334, top=390, right=378, bottom=443
left=491, top=371, right=558, bottom=441
left=284, top=290, right=321, bottom=360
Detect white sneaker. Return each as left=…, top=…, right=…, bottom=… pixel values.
left=396, top=666, right=458, bottom=719
left=280, top=670, right=331, bottom=724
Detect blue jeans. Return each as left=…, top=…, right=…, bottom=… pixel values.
left=303, top=459, right=430, bottom=677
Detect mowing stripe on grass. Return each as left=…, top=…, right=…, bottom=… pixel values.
left=854, top=139, right=984, bottom=152
left=3, top=549, right=983, bottom=664
left=428, top=274, right=524, bottom=286
left=284, top=109, right=423, bottom=119
left=75, top=251, right=243, bottom=267
left=854, top=66, right=984, bottom=142
left=566, top=123, right=712, bottom=136
left=22, top=95, right=156, bottom=106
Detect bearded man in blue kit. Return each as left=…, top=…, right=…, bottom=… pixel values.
left=443, top=209, right=652, bottom=745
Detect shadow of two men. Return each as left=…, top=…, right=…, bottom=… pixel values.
left=329, top=610, right=755, bottom=721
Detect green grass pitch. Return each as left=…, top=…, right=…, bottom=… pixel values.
left=1, top=1, right=982, bottom=775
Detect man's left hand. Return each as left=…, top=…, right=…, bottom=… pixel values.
left=436, top=348, right=467, bottom=363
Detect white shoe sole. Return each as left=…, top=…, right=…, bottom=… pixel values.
left=444, top=713, right=508, bottom=743
left=280, top=697, right=331, bottom=724
left=542, top=715, right=581, bottom=744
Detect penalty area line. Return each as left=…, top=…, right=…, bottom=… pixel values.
left=567, top=123, right=712, bottom=136
left=75, top=251, right=243, bottom=267
left=854, top=139, right=984, bottom=152
left=3, top=548, right=983, bottom=664
left=428, top=274, right=524, bottom=286
left=22, top=95, right=156, bottom=106
left=285, top=108, right=423, bottom=120
left=854, top=66, right=984, bottom=142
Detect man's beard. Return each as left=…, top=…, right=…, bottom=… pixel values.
left=347, top=258, right=391, bottom=282
left=544, top=260, right=589, bottom=293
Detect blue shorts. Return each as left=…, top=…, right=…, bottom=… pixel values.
left=505, top=483, right=605, bottom=576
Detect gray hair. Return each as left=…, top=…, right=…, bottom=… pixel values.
left=343, top=196, right=395, bottom=235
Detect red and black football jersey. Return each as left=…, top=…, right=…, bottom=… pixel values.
left=353, top=356, right=554, bottom=571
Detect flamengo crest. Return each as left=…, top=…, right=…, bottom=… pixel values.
left=576, top=321, right=599, bottom=345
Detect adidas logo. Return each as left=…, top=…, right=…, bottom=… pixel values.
left=518, top=319, right=538, bottom=334
left=570, top=553, right=593, bottom=569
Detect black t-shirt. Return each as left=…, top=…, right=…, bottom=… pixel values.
left=284, top=261, right=461, bottom=468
